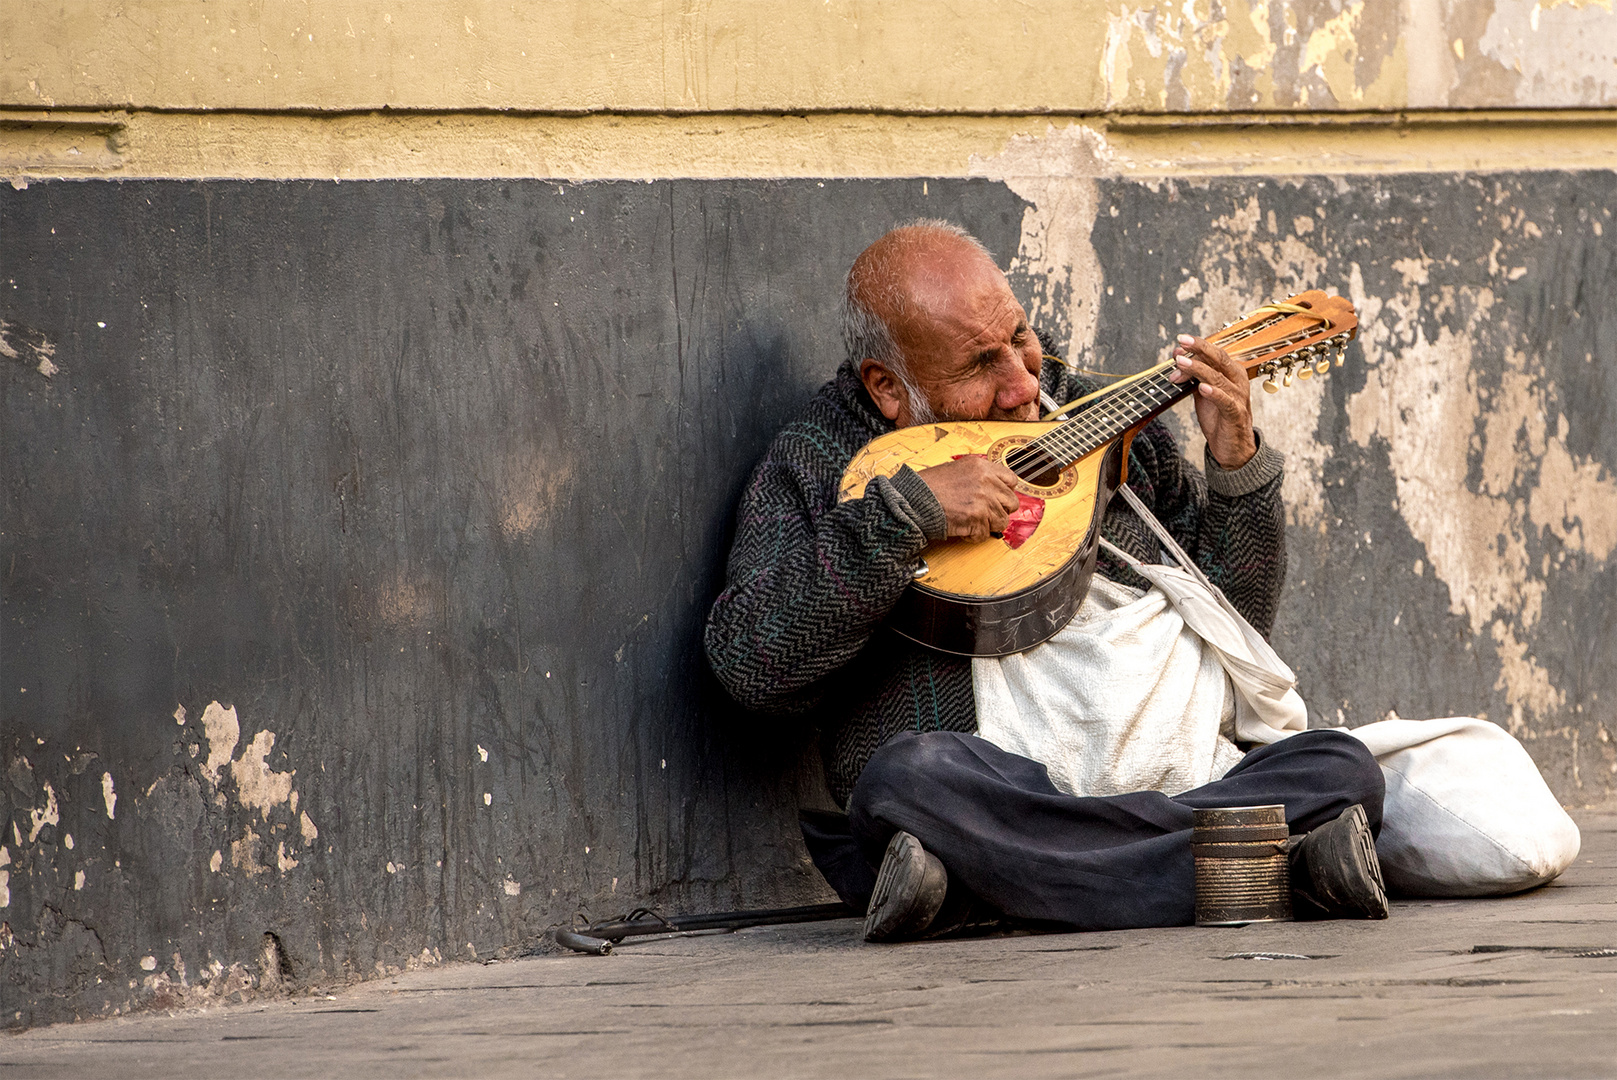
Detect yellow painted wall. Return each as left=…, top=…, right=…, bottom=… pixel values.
left=3, top=1, right=1615, bottom=179
left=0, top=0, right=1610, bottom=181
left=6, top=1, right=1617, bottom=115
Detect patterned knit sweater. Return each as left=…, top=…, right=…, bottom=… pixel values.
left=704, top=352, right=1287, bottom=807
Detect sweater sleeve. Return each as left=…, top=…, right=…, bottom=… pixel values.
left=704, top=439, right=942, bottom=715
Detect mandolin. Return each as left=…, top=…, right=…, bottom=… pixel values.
left=838, top=290, right=1359, bottom=657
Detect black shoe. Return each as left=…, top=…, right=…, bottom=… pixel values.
left=863, top=831, right=949, bottom=943
left=1289, top=804, right=1390, bottom=920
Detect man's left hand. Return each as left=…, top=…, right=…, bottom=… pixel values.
left=1167, top=334, right=1256, bottom=470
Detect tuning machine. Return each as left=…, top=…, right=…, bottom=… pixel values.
left=1329, top=333, right=1350, bottom=367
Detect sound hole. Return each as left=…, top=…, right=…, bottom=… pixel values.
left=1026, top=464, right=1063, bottom=489
left=991, top=435, right=1079, bottom=499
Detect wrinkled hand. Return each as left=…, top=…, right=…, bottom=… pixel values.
left=917, top=457, right=1021, bottom=542
left=1167, top=334, right=1257, bottom=470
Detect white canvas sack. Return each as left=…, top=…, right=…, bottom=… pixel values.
left=1341, top=716, right=1581, bottom=896
left=972, top=573, right=1246, bottom=799
left=1103, top=485, right=1580, bottom=897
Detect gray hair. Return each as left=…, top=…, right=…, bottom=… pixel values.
left=840, top=220, right=994, bottom=425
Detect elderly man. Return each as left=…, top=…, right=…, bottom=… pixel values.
left=705, top=222, right=1388, bottom=941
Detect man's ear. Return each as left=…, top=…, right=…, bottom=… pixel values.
left=858, top=358, right=905, bottom=422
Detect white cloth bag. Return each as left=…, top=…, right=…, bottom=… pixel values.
left=973, top=574, right=1246, bottom=798
left=977, top=484, right=1580, bottom=897
left=1342, top=716, right=1581, bottom=896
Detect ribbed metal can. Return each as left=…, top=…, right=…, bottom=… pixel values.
left=1191, top=805, right=1293, bottom=926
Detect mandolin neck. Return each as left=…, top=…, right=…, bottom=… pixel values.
left=1039, top=365, right=1195, bottom=468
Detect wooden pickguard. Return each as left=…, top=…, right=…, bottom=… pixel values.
left=840, top=420, right=1111, bottom=600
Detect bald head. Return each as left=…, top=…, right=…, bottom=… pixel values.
left=843, top=222, right=1043, bottom=427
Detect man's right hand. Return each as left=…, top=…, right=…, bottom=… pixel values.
left=916, top=457, right=1022, bottom=542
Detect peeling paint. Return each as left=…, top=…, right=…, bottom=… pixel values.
left=26, top=781, right=58, bottom=843
left=299, top=812, right=319, bottom=842
left=229, top=730, right=296, bottom=817
left=100, top=772, right=115, bottom=819
left=0, top=319, right=58, bottom=378
left=971, top=124, right=1110, bottom=364
left=1175, top=196, right=1336, bottom=529
left=1100, top=0, right=1402, bottom=110
left=1472, top=0, right=1617, bottom=108
left=374, top=574, right=431, bottom=627
left=198, top=702, right=239, bottom=786
left=1531, top=432, right=1617, bottom=559
left=1344, top=257, right=1615, bottom=726
left=230, top=826, right=265, bottom=877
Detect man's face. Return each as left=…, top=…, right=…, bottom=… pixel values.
left=873, top=249, right=1043, bottom=426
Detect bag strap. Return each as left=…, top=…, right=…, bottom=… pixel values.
left=1100, top=483, right=1222, bottom=597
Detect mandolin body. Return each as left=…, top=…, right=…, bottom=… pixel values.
left=839, top=421, right=1127, bottom=656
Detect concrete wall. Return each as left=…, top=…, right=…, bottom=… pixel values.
left=4, top=0, right=1616, bottom=1030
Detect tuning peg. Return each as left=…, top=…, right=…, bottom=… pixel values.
left=1334, top=350, right=1344, bottom=367
left=1283, top=369, right=1294, bottom=388
left=1297, top=364, right=1313, bottom=380
left=1263, top=375, right=1280, bottom=393
left=1314, top=356, right=1331, bottom=375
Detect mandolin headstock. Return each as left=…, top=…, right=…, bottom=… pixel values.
left=1205, top=289, right=1359, bottom=394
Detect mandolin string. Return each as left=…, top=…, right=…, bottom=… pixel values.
left=1008, top=375, right=1150, bottom=475
left=1005, top=317, right=1326, bottom=478
left=1013, top=363, right=1179, bottom=470
left=1010, top=358, right=1237, bottom=477
left=1010, top=318, right=1283, bottom=469
left=1008, top=372, right=1165, bottom=477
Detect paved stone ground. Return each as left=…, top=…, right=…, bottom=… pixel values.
left=5, top=810, right=1616, bottom=1079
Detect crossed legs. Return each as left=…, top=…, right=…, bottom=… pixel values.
left=847, top=728, right=1384, bottom=932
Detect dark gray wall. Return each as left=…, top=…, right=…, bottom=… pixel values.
left=0, top=178, right=1031, bottom=1027
left=4, top=173, right=1614, bottom=1028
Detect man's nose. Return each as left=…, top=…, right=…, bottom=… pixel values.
left=996, top=357, right=1040, bottom=412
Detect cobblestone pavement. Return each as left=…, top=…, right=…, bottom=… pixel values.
left=5, top=810, right=1615, bottom=1079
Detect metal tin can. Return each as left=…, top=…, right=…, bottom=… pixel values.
left=1192, top=805, right=1293, bottom=926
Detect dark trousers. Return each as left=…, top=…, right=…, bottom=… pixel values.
left=844, top=729, right=1383, bottom=931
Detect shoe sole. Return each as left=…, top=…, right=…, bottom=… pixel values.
left=1343, top=804, right=1390, bottom=919
left=863, top=831, right=947, bottom=942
